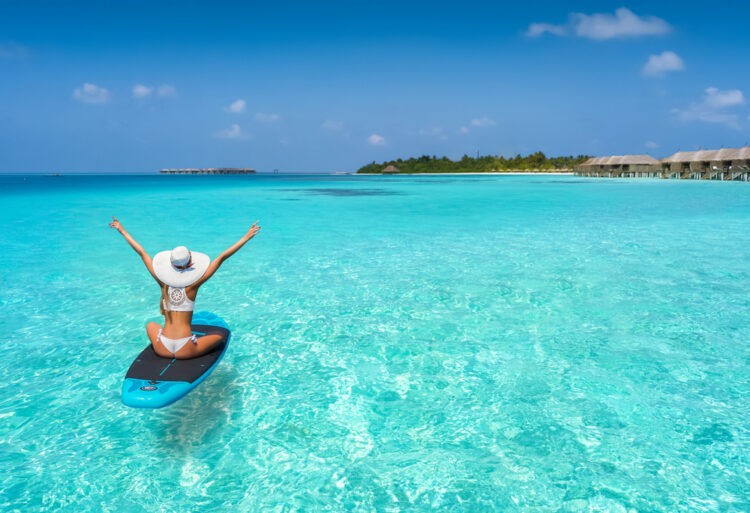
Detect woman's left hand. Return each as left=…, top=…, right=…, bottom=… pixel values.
left=245, top=221, right=260, bottom=240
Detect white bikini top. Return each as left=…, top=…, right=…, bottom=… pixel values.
left=163, top=286, right=195, bottom=312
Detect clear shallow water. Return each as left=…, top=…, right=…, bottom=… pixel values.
left=0, top=174, right=748, bottom=512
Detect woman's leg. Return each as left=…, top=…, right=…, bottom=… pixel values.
left=146, top=321, right=162, bottom=346
left=174, top=333, right=225, bottom=359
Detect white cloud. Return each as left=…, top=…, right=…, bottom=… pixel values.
left=73, top=83, right=111, bottom=104
left=645, top=141, right=659, bottom=149
left=674, top=87, right=746, bottom=128
left=131, top=84, right=174, bottom=99
left=643, top=51, right=684, bottom=77
left=225, top=99, right=246, bottom=113
left=575, top=8, right=670, bottom=39
left=458, top=118, right=495, bottom=134
left=157, top=84, right=176, bottom=97
left=418, top=126, right=443, bottom=136
left=0, top=42, right=29, bottom=59
left=132, top=84, right=153, bottom=98
left=703, top=87, right=744, bottom=109
left=526, top=23, right=567, bottom=37
left=527, top=8, right=671, bottom=40
left=255, top=112, right=280, bottom=123
left=368, top=134, right=385, bottom=145
left=215, top=124, right=249, bottom=139
left=469, top=117, right=496, bottom=127
left=322, top=119, right=344, bottom=130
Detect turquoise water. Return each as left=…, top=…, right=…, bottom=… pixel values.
left=1, top=174, right=748, bottom=512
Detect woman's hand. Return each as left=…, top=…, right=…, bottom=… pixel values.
left=195, top=221, right=262, bottom=287
left=109, top=217, right=123, bottom=231
left=109, top=217, right=157, bottom=282
left=245, top=221, right=260, bottom=240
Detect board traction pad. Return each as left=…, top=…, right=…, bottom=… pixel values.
left=125, top=324, right=230, bottom=383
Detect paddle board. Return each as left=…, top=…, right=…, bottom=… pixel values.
left=121, top=311, right=231, bottom=408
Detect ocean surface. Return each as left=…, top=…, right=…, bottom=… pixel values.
left=0, top=173, right=748, bottom=512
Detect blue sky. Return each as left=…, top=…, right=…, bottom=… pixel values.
left=1, top=0, right=749, bottom=173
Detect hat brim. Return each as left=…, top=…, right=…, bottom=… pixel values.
left=152, top=251, right=211, bottom=288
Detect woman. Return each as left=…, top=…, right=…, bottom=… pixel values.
left=110, top=217, right=260, bottom=359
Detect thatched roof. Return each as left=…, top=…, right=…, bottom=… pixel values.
left=579, top=155, right=658, bottom=167
left=382, top=165, right=400, bottom=173
left=661, top=146, right=750, bottom=163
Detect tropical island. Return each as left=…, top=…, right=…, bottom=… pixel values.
left=356, top=152, right=591, bottom=174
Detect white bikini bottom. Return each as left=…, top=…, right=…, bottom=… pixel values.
left=157, top=329, right=197, bottom=354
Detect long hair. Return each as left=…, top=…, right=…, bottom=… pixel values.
left=160, top=284, right=168, bottom=317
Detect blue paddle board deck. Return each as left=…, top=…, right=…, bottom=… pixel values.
left=122, top=311, right=231, bottom=409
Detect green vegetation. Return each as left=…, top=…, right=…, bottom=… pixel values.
left=356, top=152, right=591, bottom=174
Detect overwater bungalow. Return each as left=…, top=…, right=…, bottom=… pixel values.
left=576, top=155, right=660, bottom=178
left=660, top=147, right=750, bottom=180
left=159, top=168, right=256, bottom=174
left=576, top=146, right=750, bottom=181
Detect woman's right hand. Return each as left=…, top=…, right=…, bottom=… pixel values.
left=109, top=217, right=122, bottom=231
left=245, top=221, right=260, bottom=240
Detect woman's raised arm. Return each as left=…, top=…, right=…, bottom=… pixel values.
left=110, top=217, right=160, bottom=283
left=194, top=222, right=260, bottom=287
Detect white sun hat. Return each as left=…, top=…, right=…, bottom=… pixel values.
left=152, top=246, right=210, bottom=288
